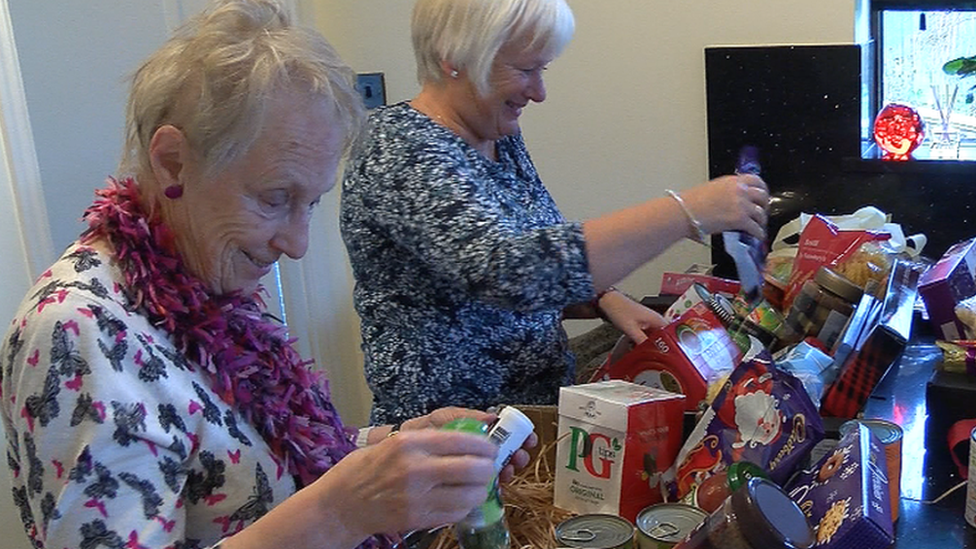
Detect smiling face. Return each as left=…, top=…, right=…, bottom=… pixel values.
left=458, top=38, right=551, bottom=145
left=160, top=88, right=343, bottom=296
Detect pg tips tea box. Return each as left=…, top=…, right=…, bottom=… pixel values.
left=554, top=380, right=685, bottom=522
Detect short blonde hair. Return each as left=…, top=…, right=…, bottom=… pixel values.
left=121, top=0, right=364, bottom=179
left=412, top=0, right=575, bottom=96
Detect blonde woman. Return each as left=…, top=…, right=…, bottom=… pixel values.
left=341, top=0, right=769, bottom=425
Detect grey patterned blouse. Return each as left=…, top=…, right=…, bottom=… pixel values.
left=340, top=102, right=597, bottom=425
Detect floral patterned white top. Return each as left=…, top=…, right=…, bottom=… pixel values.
left=1, top=243, right=296, bottom=549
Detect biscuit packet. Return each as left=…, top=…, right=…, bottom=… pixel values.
left=786, top=423, right=894, bottom=549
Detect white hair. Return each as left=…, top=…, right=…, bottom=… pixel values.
left=121, top=0, right=364, bottom=179
left=412, top=0, right=575, bottom=96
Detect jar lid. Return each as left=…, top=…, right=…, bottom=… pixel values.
left=733, top=478, right=815, bottom=549
left=813, top=267, right=864, bottom=303
left=726, top=461, right=769, bottom=493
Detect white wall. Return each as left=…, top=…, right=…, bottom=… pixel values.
left=313, top=0, right=857, bottom=338
left=7, top=1, right=174, bottom=252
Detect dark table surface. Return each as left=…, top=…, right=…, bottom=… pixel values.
left=860, top=339, right=976, bottom=547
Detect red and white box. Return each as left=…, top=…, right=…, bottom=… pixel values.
left=920, top=237, right=976, bottom=340
left=591, top=303, right=743, bottom=412
left=553, top=380, right=685, bottom=523
left=660, top=272, right=741, bottom=297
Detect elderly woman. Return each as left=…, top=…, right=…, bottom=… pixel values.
left=340, top=0, right=770, bottom=425
left=0, top=2, right=533, bottom=549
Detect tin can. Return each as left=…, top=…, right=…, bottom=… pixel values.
left=636, top=503, right=707, bottom=549
left=555, top=514, right=635, bottom=549
left=840, top=419, right=903, bottom=521
left=966, top=428, right=976, bottom=528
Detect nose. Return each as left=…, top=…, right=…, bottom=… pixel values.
left=528, top=71, right=546, bottom=103
left=270, top=213, right=310, bottom=259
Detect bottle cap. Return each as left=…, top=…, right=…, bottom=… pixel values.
left=489, top=406, right=535, bottom=476
left=726, top=461, right=769, bottom=493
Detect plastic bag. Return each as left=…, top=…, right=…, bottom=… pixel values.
left=770, top=206, right=927, bottom=259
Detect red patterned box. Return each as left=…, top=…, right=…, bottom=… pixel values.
left=591, top=303, right=742, bottom=412
left=821, top=260, right=918, bottom=418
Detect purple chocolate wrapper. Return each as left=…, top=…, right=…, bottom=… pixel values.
left=785, top=424, right=894, bottom=548
left=665, top=351, right=825, bottom=500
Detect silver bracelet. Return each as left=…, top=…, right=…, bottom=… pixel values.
left=666, top=189, right=708, bottom=245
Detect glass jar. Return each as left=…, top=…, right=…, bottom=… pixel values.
left=784, top=267, right=863, bottom=350
left=675, top=478, right=814, bottom=549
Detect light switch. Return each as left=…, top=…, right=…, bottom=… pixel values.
left=356, top=72, right=386, bottom=109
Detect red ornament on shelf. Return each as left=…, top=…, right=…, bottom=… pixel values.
left=873, top=103, right=925, bottom=161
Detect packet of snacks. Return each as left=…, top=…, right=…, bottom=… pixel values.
left=782, top=215, right=890, bottom=310
left=831, top=240, right=896, bottom=297
left=785, top=423, right=894, bottom=549
left=661, top=351, right=824, bottom=501
left=935, top=340, right=976, bottom=374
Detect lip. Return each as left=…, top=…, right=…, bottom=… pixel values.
left=243, top=251, right=275, bottom=274
left=506, top=101, right=525, bottom=117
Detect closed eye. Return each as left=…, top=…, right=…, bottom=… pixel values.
left=260, top=190, right=289, bottom=209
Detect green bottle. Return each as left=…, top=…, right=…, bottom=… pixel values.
left=441, top=419, right=511, bottom=549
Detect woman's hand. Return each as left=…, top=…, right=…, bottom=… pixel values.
left=402, top=407, right=538, bottom=482
left=598, top=291, right=667, bottom=345
left=400, top=406, right=495, bottom=431
left=681, top=173, right=769, bottom=239
left=317, top=429, right=498, bottom=538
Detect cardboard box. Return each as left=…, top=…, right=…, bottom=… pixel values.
left=660, top=272, right=741, bottom=297
left=919, top=237, right=976, bottom=340
left=786, top=423, right=894, bottom=549
left=515, top=405, right=558, bottom=467
left=821, top=260, right=919, bottom=418
left=553, top=380, right=685, bottom=522
left=591, top=303, right=742, bottom=412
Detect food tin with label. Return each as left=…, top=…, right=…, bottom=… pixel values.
left=555, top=514, right=635, bottom=549
left=840, top=418, right=903, bottom=521
left=967, top=428, right=976, bottom=528
left=636, top=503, right=707, bottom=549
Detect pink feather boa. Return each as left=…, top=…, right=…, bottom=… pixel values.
left=83, top=177, right=386, bottom=547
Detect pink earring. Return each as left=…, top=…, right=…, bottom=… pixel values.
left=164, top=185, right=183, bottom=199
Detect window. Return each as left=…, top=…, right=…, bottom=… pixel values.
left=865, top=1, right=976, bottom=160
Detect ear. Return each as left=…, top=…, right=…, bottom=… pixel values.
left=438, top=59, right=458, bottom=79
left=148, top=125, right=187, bottom=186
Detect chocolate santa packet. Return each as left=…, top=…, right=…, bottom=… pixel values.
left=662, top=351, right=824, bottom=501
left=785, top=423, right=894, bottom=548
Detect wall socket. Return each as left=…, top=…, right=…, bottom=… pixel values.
left=356, top=72, right=386, bottom=109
